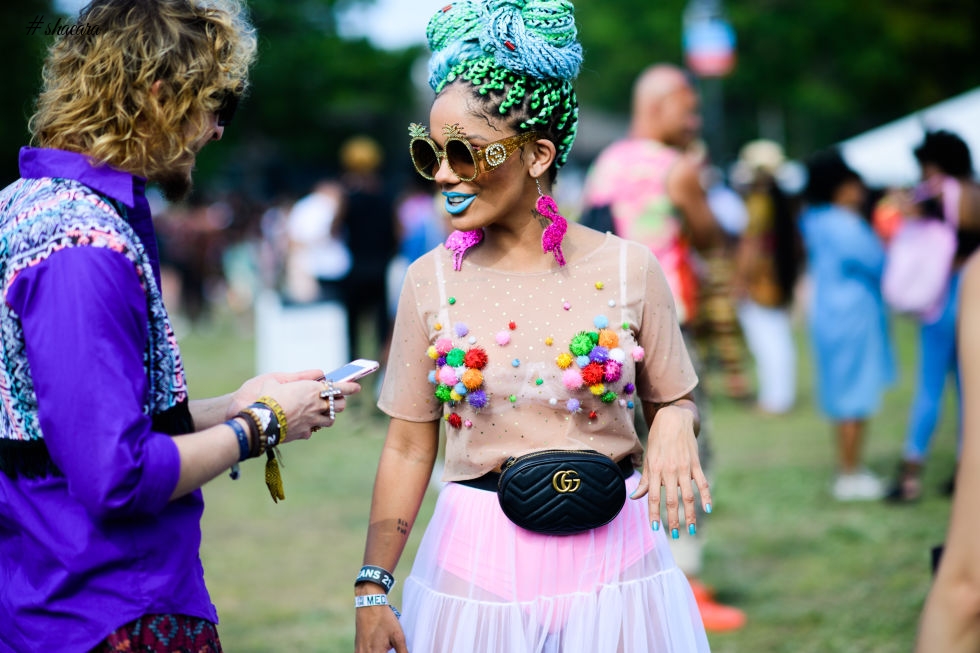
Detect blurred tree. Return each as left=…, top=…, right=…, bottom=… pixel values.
left=573, top=0, right=980, bottom=165
left=4, top=1, right=978, bottom=192
left=195, top=0, right=421, bottom=200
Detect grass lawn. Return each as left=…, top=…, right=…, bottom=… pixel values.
left=183, top=309, right=956, bottom=652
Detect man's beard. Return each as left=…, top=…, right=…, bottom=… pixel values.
left=156, top=168, right=194, bottom=203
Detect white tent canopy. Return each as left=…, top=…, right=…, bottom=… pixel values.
left=838, top=86, right=980, bottom=189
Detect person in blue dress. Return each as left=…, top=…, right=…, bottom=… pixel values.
left=800, top=149, right=896, bottom=501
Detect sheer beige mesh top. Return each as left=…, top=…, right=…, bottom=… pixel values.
left=378, top=233, right=698, bottom=482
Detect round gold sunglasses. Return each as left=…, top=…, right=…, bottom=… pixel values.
left=409, top=122, right=541, bottom=182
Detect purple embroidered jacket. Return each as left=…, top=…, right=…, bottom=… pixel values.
left=0, top=148, right=216, bottom=652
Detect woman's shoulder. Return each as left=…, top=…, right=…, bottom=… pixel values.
left=404, top=244, right=446, bottom=279
left=569, top=227, right=663, bottom=281
left=603, top=230, right=661, bottom=265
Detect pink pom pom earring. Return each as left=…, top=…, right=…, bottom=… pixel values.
left=536, top=177, right=567, bottom=267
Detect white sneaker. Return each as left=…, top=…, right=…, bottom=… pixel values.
left=833, top=469, right=886, bottom=501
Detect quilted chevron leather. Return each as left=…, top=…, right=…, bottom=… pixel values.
left=497, top=450, right=627, bottom=535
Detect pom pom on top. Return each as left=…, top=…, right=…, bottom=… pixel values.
left=581, top=362, right=604, bottom=386
left=463, top=347, right=489, bottom=369
left=446, top=348, right=466, bottom=367
left=562, top=368, right=583, bottom=390
left=462, top=368, right=484, bottom=390
left=569, top=332, right=593, bottom=357
left=597, top=329, right=619, bottom=349
left=468, top=388, right=489, bottom=408
left=604, top=360, right=623, bottom=383
left=438, top=366, right=459, bottom=386
left=435, top=338, right=454, bottom=355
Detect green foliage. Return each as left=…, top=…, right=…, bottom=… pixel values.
left=0, top=0, right=52, bottom=185
left=571, top=0, right=980, bottom=162
left=194, top=0, right=421, bottom=198
left=3, top=1, right=978, bottom=191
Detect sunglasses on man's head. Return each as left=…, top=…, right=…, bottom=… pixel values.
left=408, top=123, right=541, bottom=182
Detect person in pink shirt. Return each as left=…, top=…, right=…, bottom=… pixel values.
left=581, top=63, right=746, bottom=633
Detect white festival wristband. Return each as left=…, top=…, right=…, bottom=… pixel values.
left=354, top=594, right=390, bottom=608
left=354, top=593, right=401, bottom=618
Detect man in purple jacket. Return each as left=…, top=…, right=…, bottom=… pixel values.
left=0, top=2, right=358, bottom=651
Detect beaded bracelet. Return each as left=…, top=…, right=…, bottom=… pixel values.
left=236, top=407, right=264, bottom=459
left=244, top=402, right=280, bottom=452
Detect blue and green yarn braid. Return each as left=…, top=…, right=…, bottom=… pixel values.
left=426, top=0, right=581, bottom=169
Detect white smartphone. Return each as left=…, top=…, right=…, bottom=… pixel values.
left=319, top=359, right=380, bottom=383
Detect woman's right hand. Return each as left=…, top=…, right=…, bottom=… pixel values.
left=355, top=600, right=408, bottom=653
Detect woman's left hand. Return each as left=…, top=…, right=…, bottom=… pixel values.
left=630, top=401, right=711, bottom=538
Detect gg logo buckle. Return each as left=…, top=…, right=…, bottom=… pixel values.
left=552, top=469, right=581, bottom=493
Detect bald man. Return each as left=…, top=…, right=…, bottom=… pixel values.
left=582, top=64, right=721, bottom=323
left=580, top=63, right=746, bottom=633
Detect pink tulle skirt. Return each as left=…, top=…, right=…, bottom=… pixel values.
left=399, top=474, right=710, bottom=652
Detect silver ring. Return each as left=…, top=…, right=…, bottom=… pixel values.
left=328, top=393, right=336, bottom=420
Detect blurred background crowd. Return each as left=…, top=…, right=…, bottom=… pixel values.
left=5, top=0, right=976, bottom=349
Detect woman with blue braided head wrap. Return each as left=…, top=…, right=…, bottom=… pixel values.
left=355, top=2, right=711, bottom=651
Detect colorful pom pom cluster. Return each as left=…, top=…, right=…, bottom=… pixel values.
left=427, top=335, right=490, bottom=428
left=556, top=314, right=643, bottom=414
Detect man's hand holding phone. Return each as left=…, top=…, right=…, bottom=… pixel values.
left=315, top=359, right=378, bottom=425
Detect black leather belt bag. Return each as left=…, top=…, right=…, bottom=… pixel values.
left=458, top=450, right=633, bottom=535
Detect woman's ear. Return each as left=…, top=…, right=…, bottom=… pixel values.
left=528, top=138, right=557, bottom=179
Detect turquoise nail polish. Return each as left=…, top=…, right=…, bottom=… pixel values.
left=671, top=528, right=679, bottom=540
left=689, top=523, right=697, bottom=536
left=704, top=503, right=712, bottom=514
left=652, top=520, right=660, bottom=532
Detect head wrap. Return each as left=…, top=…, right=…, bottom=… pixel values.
left=425, top=1, right=582, bottom=168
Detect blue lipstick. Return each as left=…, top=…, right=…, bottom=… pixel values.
left=443, top=191, right=476, bottom=215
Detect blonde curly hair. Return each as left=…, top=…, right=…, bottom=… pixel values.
left=29, top=0, right=257, bottom=183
